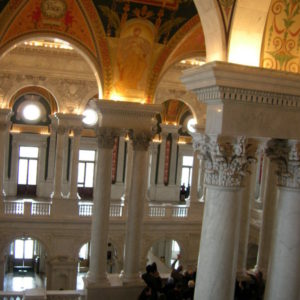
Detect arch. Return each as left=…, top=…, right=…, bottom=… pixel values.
left=193, top=0, right=227, bottom=61
left=142, top=235, right=187, bottom=269
left=0, top=233, right=50, bottom=260
left=0, top=33, right=103, bottom=98
left=228, top=0, right=272, bottom=66
left=3, top=81, right=60, bottom=112
left=154, top=87, right=206, bottom=128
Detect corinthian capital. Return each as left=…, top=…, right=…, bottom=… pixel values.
left=266, top=139, right=300, bottom=188
left=129, top=130, right=152, bottom=151
left=97, top=127, right=120, bottom=149
left=194, top=135, right=256, bottom=187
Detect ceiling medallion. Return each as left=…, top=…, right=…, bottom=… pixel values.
left=41, top=0, right=67, bottom=19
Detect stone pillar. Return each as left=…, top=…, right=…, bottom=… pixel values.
left=194, top=135, right=255, bottom=300
left=237, top=157, right=257, bottom=276
left=52, top=124, right=68, bottom=199
left=255, top=155, right=277, bottom=277
left=264, top=139, right=300, bottom=300
left=87, top=128, right=119, bottom=287
left=123, top=140, right=133, bottom=208
left=123, top=132, right=152, bottom=284
left=0, top=109, right=11, bottom=200
left=190, top=150, right=200, bottom=203
left=69, top=127, right=82, bottom=200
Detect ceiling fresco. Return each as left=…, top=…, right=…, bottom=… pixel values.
left=92, top=0, right=197, bottom=44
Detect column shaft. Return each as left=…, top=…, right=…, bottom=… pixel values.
left=237, top=161, right=257, bottom=275
left=255, top=157, right=277, bottom=275
left=190, top=150, right=200, bottom=203
left=69, top=131, right=81, bottom=199
left=88, top=131, right=116, bottom=286
left=195, top=186, right=242, bottom=300
left=123, top=134, right=150, bottom=283
left=264, top=187, right=300, bottom=300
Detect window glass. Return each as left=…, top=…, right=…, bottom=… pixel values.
left=77, top=162, right=85, bottom=186
left=181, top=167, right=190, bottom=186
left=182, top=156, right=193, bottom=166
left=19, top=146, right=39, bottom=158
left=28, top=160, right=38, bottom=185
left=79, top=150, right=95, bottom=162
left=14, top=240, right=24, bottom=259
left=85, top=163, right=94, bottom=187
left=18, top=159, right=28, bottom=184
left=24, top=240, right=33, bottom=259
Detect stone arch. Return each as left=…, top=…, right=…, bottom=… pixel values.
left=0, top=33, right=103, bottom=99
left=0, top=232, right=51, bottom=259
left=228, top=0, right=272, bottom=66
left=193, top=0, right=227, bottom=61
left=154, top=91, right=206, bottom=129
left=142, top=235, right=187, bottom=270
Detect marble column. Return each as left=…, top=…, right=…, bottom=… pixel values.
left=0, top=109, right=11, bottom=200
left=194, top=135, right=255, bottom=300
left=237, top=158, right=257, bottom=276
left=52, top=124, right=68, bottom=199
left=190, top=150, right=200, bottom=203
left=123, top=131, right=152, bottom=284
left=157, top=131, right=168, bottom=185
left=255, top=155, right=277, bottom=277
left=123, top=140, right=133, bottom=208
left=87, top=128, right=119, bottom=287
left=69, top=127, right=82, bottom=200
left=264, top=139, right=300, bottom=300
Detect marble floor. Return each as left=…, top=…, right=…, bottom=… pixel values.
left=3, top=273, right=46, bottom=292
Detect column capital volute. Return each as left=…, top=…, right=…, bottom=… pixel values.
left=128, top=130, right=152, bottom=151
left=72, top=126, right=83, bottom=137
left=96, top=127, right=121, bottom=149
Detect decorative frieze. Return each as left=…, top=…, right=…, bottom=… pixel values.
left=195, top=86, right=300, bottom=108
left=266, top=139, right=300, bottom=189
left=194, top=134, right=256, bottom=187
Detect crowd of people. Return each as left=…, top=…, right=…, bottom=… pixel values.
left=138, top=260, right=196, bottom=300
left=138, top=260, right=265, bottom=300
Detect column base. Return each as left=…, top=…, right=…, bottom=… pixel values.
left=121, top=273, right=144, bottom=286
left=85, top=273, right=111, bottom=288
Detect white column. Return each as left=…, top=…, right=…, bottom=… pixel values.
left=237, top=160, right=257, bottom=276
left=123, top=132, right=151, bottom=284
left=123, top=140, right=133, bottom=203
left=69, top=127, right=82, bottom=200
left=255, top=156, right=277, bottom=276
left=264, top=139, right=300, bottom=300
left=52, top=125, right=68, bottom=199
left=87, top=128, right=118, bottom=286
left=194, top=136, right=255, bottom=300
left=190, top=150, right=200, bottom=203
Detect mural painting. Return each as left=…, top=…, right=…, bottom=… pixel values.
left=114, top=20, right=154, bottom=100
left=93, top=0, right=197, bottom=44
left=0, top=0, right=97, bottom=58
left=262, top=0, right=300, bottom=73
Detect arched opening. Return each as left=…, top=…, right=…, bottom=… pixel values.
left=76, top=241, right=119, bottom=290
left=0, top=35, right=100, bottom=112
left=146, top=239, right=181, bottom=275
left=3, top=237, right=47, bottom=292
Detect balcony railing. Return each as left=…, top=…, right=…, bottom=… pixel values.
left=3, top=200, right=192, bottom=220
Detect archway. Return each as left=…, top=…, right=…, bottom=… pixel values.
left=76, top=241, right=119, bottom=290
left=3, top=237, right=47, bottom=292
left=146, top=239, right=181, bottom=275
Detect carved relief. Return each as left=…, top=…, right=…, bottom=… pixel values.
left=266, top=139, right=300, bottom=189
left=129, top=131, right=152, bottom=151
left=194, top=134, right=256, bottom=187
left=97, top=127, right=120, bottom=149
